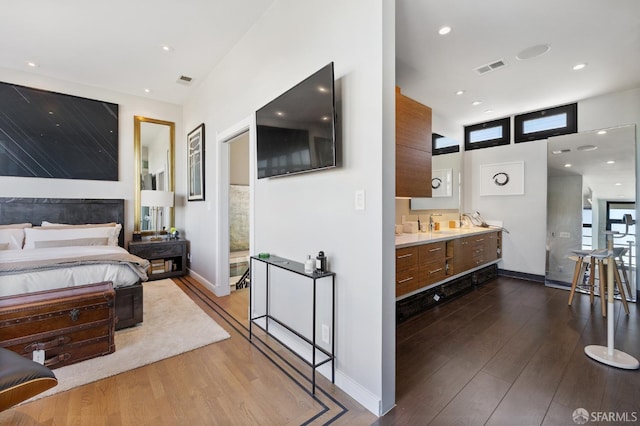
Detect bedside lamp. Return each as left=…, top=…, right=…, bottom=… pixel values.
left=140, top=190, right=174, bottom=241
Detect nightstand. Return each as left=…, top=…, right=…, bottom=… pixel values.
left=128, top=239, right=187, bottom=281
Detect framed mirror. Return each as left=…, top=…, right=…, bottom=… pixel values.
left=134, top=116, right=175, bottom=235
left=546, top=125, right=637, bottom=300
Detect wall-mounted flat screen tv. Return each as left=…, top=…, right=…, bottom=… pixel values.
left=0, top=81, right=118, bottom=181
left=256, top=62, right=336, bottom=179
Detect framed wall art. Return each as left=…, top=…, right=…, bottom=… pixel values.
left=480, top=161, right=525, bottom=196
left=188, top=123, right=205, bottom=201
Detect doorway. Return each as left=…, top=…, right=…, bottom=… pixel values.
left=228, top=131, right=250, bottom=291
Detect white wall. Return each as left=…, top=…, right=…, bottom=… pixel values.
left=0, top=67, right=183, bottom=239
left=462, top=87, right=640, bottom=278
left=181, top=0, right=394, bottom=415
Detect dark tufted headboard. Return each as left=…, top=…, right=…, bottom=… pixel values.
left=0, top=198, right=125, bottom=247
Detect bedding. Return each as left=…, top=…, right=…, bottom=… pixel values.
left=0, top=245, right=149, bottom=298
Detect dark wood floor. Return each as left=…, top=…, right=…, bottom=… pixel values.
left=377, top=276, right=640, bottom=426
left=2, top=275, right=638, bottom=425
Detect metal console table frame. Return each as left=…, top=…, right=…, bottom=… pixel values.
left=249, top=255, right=335, bottom=394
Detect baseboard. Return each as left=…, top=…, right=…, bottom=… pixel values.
left=498, top=269, right=545, bottom=283
left=334, top=369, right=381, bottom=416
left=186, top=269, right=218, bottom=295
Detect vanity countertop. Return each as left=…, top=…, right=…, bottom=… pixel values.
left=395, top=226, right=501, bottom=248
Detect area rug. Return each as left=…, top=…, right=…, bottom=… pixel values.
left=29, top=279, right=230, bottom=401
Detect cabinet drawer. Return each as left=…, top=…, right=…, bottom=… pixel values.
left=396, top=247, right=419, bottom=271
left=421, top=260, right=447, bottom=285
left=396, top=266, right=423, bottom=296
left=418, top=241, right=446, bottom=262
left=129, top=242, right=184, bottom=259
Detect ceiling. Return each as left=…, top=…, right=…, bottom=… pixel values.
left=396, top=0, right=640, bottom=128
left=0, top=0, right=275, bottom=104
left=3, top=1, right=638, bottom=120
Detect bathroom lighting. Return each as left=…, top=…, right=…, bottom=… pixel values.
left=438, top=26, right=452, bottom=35
left=564, top=163, right=572, bottom=168
left=161, top=45, right=174, bottom=52
left=484, top=109, right=493, bottom=114
left=26, top=61, right=38, bottom=68
left=615, top=182, right=622, bottom=186
left=144, top=88, right=151, bottom=93
left=455, top=90, right=465, bottom=96
left=573, top=63, right=587, bottom=71
left=607, top=160, right=615, bottom=164
left=471, top=100, right=482, bottom=106
left=597, top=130, right=607, bottom=135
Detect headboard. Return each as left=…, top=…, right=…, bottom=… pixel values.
left=0, top=198, right=125, bottom=247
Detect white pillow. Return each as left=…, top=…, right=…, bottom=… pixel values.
left=23, top=225, right=122, bottom=249
left=0, top=228, right=26, bottom=250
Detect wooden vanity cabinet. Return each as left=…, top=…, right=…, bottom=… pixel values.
left=396, top=87, right=432, bottom=198
left=396, top=241, right=446, bottom=297
left=448, top=231, right=501, bottom=275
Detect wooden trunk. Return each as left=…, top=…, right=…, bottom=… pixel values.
left=0, top=282, right=116, bottom=369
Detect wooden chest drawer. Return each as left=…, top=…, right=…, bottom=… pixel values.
left=0, top=281, right=116, bottom=369
left=396, top=246, right=419, bottom=271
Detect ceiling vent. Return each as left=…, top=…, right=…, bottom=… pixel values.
left=474, top=59, right=507, bottom=75
left=176, top=75, right=193, bottom=85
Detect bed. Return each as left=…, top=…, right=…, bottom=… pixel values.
left=0, top=198, right=148, bottom=330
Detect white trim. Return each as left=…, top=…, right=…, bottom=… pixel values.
left=215, top=116, right=254, bottom=297
left=334, top=369, right=383, bottom=416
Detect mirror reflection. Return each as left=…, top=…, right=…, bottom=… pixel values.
left=410, top=134, right=462, bottom=211
left=134, top=116, right=175, bottom=234
left=546, top=125, right=636, bottom=301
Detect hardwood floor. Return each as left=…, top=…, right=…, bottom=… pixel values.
left=377, top=276, right=640, bottom=426
left=2, top=275, right=638, bottom=425
left=0, top=275, right=375, bottom=425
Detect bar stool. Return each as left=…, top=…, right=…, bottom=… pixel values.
left=567, top=250, right=595, bottom=307
left=589, top=250, right=630, bottom=316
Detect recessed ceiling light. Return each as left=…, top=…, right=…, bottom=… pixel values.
left=455, top=90, right=465, bottom=96
left=516, top=44, right=551, bottom=60
left=577, top=144, right=597, bottom=151
left=484, top=109, right=493, bottom=114
left=471, top=100, right=482, bottom=106
left=321, top=116, right=330, bottom=121
left=606, top=160, right=615, bottom=164
left=597, top=130, right=607, bottom=135
left=615, top=182, right=622, bottom=186
left=26, top=61, right=38, bottom=68
left=318, top=86, right=328, bottom=93
left=161, top=45, right=174, bottom=52
left=438, top=26, right=452, bottom=35
left=564, top=163, right=572, bottom=168
left=144, top=88, right=151, bottom=93
left=573, top=63, right=587, bottom=71
left=276, top=111, right=285, bottom=116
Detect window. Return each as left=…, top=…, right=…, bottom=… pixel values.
left=464, top=117, right=510, bottom=151
left=514, top=103, right=577, bottom=143
left=432, top=133, right=460, bottom=155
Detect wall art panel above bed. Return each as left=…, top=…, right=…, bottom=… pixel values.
left=0, top=81, right=118, bottom=181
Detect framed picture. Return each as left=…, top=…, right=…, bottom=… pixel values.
left=431, top=168, right=452, bottom=197
left=188, top=123, right=205, bottom=201
left=480, top=161, right=525, bottom=196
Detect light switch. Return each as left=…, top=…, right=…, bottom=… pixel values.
left=355, top=189, right=365, bottom=210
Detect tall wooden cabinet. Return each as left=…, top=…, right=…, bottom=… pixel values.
left=396, top=87, right=432, bottom=198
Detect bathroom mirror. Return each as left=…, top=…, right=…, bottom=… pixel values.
left=545, top=125, right=636, bottom=300
left=410, top=149, right=462, bottom=211
left=134, top=116, right=175, bottom=234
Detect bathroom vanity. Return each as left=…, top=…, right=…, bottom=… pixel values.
left=395, top=227, right=502, bottom=320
